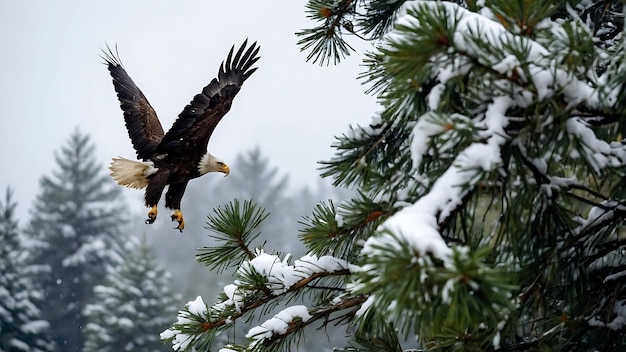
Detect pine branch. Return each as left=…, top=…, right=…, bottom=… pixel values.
left=196, top=199, right=268, bottom=272
left=252, top=295, right=368, bottom=350
left=214, top=269, right=351, bottom=330
left=359, top=0, right=407, bottom=38
left=319, top=117, right=406, bottom=189
left=296, top=0, right=358, bottom=65
left=299, top=195, right=393, bottom=259
left=337, top=321, right=405, bottom=352
left=163, top=251, right=353, bottom=351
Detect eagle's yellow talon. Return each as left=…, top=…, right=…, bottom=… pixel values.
left=146, top=205, right=158, bottom=224
left=171, top=209, right=185, bottom=232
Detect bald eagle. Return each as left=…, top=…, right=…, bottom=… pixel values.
left=103, top=40, right=260, bottom=231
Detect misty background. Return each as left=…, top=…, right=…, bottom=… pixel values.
left=0, top=0, right=378, bottom=221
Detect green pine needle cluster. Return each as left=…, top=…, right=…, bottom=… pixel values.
left=196, top=199, right=269, bottom=272
left=299, top=195, right=392, bottom=259
left=296, top=0, right=358, bottom=65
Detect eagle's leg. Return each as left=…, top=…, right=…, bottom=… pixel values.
left=165, top=181, right=189, bottom=232
left=144, top=170, right=170, bottom=225
left=146, top=205, right=158, bottom=224
left=171, top=210, right=185, bottom=232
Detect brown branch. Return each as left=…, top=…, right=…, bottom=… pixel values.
left=235, top=231, right=255, bottom=261
left=324, top=0, right=355, bottom=38
left=350, top=123, right=394, bottom=170
left=262, top=295, right=368, bottom=347
left=203, top=269, right=352, bottom=330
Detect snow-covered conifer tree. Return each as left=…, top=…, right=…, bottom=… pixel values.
left=83, top=237, right=177, bottom=352
left=0, top=188, right=54, bottom=352
left=163, top=1, right=626, bottom=350
left=24, top=130, right=126, bottom=352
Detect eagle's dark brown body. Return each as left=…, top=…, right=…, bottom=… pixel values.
left=103, top=40, right=260, bottom=231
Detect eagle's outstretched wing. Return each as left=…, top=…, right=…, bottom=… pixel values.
left=102, top=45, right=165, bottom=160
left=156, top=40, right=260, bottom=154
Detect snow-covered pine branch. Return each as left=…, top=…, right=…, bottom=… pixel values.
left=161, top=250, right=353, bottom=351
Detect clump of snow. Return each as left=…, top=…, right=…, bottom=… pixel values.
left=218, top=347, right=238, bottom=352
left=295, top=254, right=348, bottom=275
left=160, top=325, right=193, bottom=352
left=214, top=250, right=349, bottom=315
left=245, top=305, right=311, bottom=346
left=117, top=317, right=134, bottom=328
left=566, top=118, right=626, bottom=171
left=588, top=300, right=626, bottom=331
left=238, top=250, right=349, bottom=295
left=9, top=339, right=30, bottom=351
left=604, top=270, right=626, bottom=283
left=20, top=320, right=49, bottom=334
left=160, top=296, right=208, bottom=351
left=409, top=112, right=452, bottom=168
left=607, top=300, right=626, bottom=330
left=159, top=328, right=177, bottom=340
left=62, top=238, right=106, bottom=267
left=577, top=200, right=619, bottom=230
left=354, top=295, right=376, bottom=317
left=219, top=284, right=244, bottom=314
left=187, top=296, right=207, bottom=316
left=440, top=278, right=456, bottom=304
left=493, top=331, right=501, bottom=350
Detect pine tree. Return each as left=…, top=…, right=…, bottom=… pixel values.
left=162, top=0, right=626, bottom=351
left=161, top=1, right=626, bottom=351
left=301, top=1, right=626, bottom=350
left=83, top=237, right=178, bottom=352
left=24, top=129, right=126, bottom=352
left=0, top=188, right=54, bottom=352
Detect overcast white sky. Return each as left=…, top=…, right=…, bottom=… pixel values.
left=0, top=1, right=379, bottom=220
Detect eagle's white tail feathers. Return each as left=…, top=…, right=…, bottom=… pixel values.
left=109, top=157, right=158, bottom=189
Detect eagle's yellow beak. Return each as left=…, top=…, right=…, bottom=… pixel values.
left=220, top=164, right=230, bottom=177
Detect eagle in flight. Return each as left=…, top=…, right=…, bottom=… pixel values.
left=103, top=40, right=260, bottom=231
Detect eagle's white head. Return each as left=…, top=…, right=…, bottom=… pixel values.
left=198, top=153, right=230, bottom=176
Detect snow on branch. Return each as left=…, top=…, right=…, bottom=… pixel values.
left=370, top=97, right=512, bottom=261
left=162, top=250, right=352, bottom=351
left=61, top=238, right=107, bottom=267
left=233, top=249, right=351, bottom=297
left=159, top=296, right=209, bottom=351
left=245, top=305, right=312, bottom=348
left=394, top=1, right=599, bottom=108
left=566, top=117, right=626, bottom=171
left=588, top=299, right=626, bottom=331
left=244, top=294, right=368, bottom=350
left=579, top=201, right=622, bottom=233
left=364, top=1, right=615, bottom=263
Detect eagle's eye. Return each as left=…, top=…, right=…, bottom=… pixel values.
left=217, top=162, right=224, bottom=166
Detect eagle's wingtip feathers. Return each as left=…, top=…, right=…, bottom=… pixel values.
left=215, top=39, right=260, bottom=86
left=232, top=40, right=260, bottom=80
left=101, top=42, right=123, bottom=67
